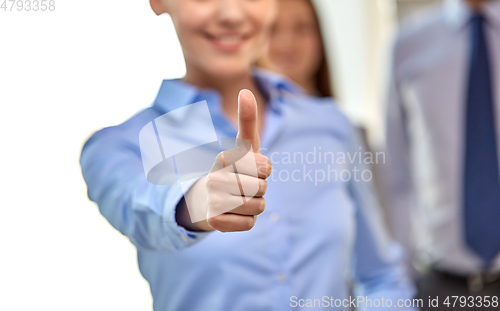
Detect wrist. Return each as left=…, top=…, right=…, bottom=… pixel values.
left=175, top=197, right=213, bottom=232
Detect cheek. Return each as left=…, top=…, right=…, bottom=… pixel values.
left=244, top=16, right=275, bottom=62
left=170, top=4, right=213, bottom=49
left=301, top=33, right=322, bottom=58
left=247, top=2, right=278, bottom=39
left=267, top=41, right=287, bottom=64
left=298, top=34, right=323, bottom=70
left=252, top=30, right=272, bottom=59
left=255, top=1, right=278, bottom=24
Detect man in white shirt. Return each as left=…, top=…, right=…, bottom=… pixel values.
left=384, top=0, right=500, bottom=309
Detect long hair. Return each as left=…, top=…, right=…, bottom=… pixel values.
left=310, top=0, right=334, bottom=98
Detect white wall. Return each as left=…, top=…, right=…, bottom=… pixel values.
left=0, top=0, right=185, bottom=310
left=314, top=0, right=398, bottom=146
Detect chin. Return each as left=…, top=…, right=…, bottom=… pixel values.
left=207, top=58, right=252, bottom=79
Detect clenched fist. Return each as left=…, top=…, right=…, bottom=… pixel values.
left=177, top=89, right=272, bottom=232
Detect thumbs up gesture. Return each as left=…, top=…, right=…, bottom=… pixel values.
left=204, top=89, right=272, bottom=232
left=178, top=89, right=272, bottom=232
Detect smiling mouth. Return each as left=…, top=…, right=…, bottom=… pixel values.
left=204, top=33, right=252, bottom=51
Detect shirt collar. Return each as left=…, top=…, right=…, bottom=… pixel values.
left=152, top=67, right=305, bottom=116
left=444, top=0, right=500, bottom=32
left=152, top=78, right=199, bottom=115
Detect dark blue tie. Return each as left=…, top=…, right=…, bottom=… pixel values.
left=464, top=14, right=500, bottom=264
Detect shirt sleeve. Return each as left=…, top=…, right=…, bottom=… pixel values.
left=80, top=128, right=210, bottom=252
left=381, top=38, right=417, bottom=277
left=346, top=130, right=418, bottom=311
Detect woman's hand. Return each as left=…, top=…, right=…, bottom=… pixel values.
left=177, top=89, right=272, bottom=232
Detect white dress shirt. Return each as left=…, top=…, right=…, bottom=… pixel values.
left=384, top=0, right=500, bottom=275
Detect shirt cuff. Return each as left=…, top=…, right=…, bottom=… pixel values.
left=162, top=180, right=211, bottom=250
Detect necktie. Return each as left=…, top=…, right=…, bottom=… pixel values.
left=464, top=14, right=500, bottom=264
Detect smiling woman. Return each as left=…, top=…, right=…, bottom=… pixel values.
left=258, top=0, right=333, bottom=97
left=79, top=0, right=417, bottom=310
left=151, top=0, right=277, bottom=83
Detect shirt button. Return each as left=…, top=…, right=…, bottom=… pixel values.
left=276, top=273, right=286, bottom=283
left=181, top=235, right=189, bottom=242
left=270, top=212, right=281, bottom=223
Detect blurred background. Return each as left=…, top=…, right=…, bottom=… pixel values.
left=0, top=0, right=440, bottom=310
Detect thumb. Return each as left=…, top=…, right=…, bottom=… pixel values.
left=236, top=89, right=261, bottom=153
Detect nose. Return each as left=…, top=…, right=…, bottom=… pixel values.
left=217, top=0, right=245, bottom=26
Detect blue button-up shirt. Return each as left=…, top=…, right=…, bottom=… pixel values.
left=81, top=69, right=416, bottom=311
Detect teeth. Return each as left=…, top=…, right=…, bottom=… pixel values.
left=217, top=36, right=241, bottom=45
